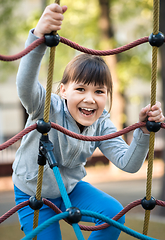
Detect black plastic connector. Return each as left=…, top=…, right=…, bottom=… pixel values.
left=149, top=32, right=164, bottom=47
left=66, top=207, right=82, bottom=224
left=141, top=196, right=156, bottom=210
left=39, top=134, right=58, bottom=168
left=146, top=121, right=161, bottom=132
left=29, top=196, right=43, bottom=210
left=45, top=33, right=60, bottom=47
left=37, top=119, right=51, bottom=134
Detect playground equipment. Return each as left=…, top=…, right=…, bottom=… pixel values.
left=0, top=0, right=165, bottom=239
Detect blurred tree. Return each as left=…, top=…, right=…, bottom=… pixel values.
left=98, top=0, right=124, bottom=130
left=0, top=0, right=158, bottom=128
left=0, top=0, right=21, bottom=82
left=112, top=0, right=153, bottom=91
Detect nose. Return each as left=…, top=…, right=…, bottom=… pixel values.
left=83, top=92, right=95, bottom=104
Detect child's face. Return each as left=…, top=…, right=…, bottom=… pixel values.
left=60, top=81, right=108, bottom=127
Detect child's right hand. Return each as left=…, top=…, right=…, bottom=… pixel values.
left=34, top=3, right=67, bottom=38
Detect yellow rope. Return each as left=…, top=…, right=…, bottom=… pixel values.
left=33, top=164, right=44, bottom=240
left=143, top=0, right=159, bottom=235
left=32, top=1, right=60, bottom=239
left=43, top=46, right=56, bottom=122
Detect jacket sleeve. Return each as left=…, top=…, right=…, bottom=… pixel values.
left=16, top=29, right=47, bottom=119
left=98, top=117, right=150, bottom=173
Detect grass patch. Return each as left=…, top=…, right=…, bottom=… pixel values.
left=0, top=217, right=164, bottom=239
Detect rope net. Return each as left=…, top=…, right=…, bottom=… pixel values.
left=0, top=0, right=165, bottom=239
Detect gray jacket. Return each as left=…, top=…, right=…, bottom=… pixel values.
left=12, top=30, right=150, bottom=199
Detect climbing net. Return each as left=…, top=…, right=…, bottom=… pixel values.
left=0, top=0, right=165, bottom=239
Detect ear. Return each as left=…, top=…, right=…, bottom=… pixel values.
left=60, top=83, right=67, bottom=99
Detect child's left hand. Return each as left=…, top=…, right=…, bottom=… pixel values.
left=139, top=101, right=165, bottom=134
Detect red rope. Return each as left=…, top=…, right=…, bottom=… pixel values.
left=79, top=199, right=142, bottom=231
left=161, top=122, right=165, bottom=129
left=0, top=36, right=150, bottom=62
left=156, top=199, right=165, bottom=207
left=1, top=198, right=165, bottom=231
left=0, top=122, right=146, bottom=151
left=37, top=199, right=142, bottom=231
left=43, top=198, right=142, bottom=231
left=2, top=121, right=165, bottom=151
left=0, top=200, right=29, bottom=224
left=51, top=122, right=146, bottom=141
left=60, top=36, right=149, bottom=55
left=0, top=38, right=45, bottom=61
left=0, top=124, right=37, bottom=150
left=35, top=198, right=165, bottom=231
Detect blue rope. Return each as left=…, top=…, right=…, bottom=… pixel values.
left=21, top=212, right=69, bottom=240
left=21, top=209, right=158, bottom=240
left=81, top=210, right=158, bottom=240
left=53, top=166, right=72, bottom=209
left=72, top=223, right=85, bottom=240
left=52, top=166, right=85, bottom=240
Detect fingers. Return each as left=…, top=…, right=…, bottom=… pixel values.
left=62, top=5, right=68, bottom=14
left=139, top=102, right=165, bottom=123
left=147, top=102, right=164, bottom=123
left=42, top=4, right=65, bottom=29
left=148, top=107, right=164, bottom=123
left=34, top=3, right=67, bottom=38
left=48, top=3, right=67, bottom=15
left=139, top=104, right=150, bottom=122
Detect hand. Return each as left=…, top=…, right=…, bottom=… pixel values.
left=34, top=3, right=67, bottom=38
left=139, top=101, right=165, bottom=133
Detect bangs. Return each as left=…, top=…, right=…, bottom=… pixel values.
left=59, top=53, right=113, bottom=111
left=70, top=55, right=112, bottom=91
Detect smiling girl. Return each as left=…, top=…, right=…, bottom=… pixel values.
left=12, top=3, right=164, bottom=240
left=59, top=53, right=112, bottom=131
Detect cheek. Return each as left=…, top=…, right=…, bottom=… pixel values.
left=66, top=97, right=78, bottom=114
left=98, top=97, right=107, bottom=109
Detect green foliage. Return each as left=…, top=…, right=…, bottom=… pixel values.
left=0, top=0, right=22, bottom=82
left=54, top=0, right=100, bottom=81
left=0, top=0, right=21, bottom=51
left=111, top=0, right=153, bottom=92
left=16, top=0, right=101, bottom=82
left=41, top=0, right=100, bottom=81
left=0, top=0, right=154, bottom=88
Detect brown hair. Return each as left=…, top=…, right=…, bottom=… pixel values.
left=57, top=53, right=113, bottom=111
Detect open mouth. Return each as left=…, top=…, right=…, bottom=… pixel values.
left=79, top=107, right=96, bottom=116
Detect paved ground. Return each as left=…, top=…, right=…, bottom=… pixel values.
left=0, top=160, right=164, bottom=224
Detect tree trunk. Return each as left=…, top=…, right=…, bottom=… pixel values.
left=158, top=0, right=165, bottom=216
left=98, top=0, right=124, bottom=130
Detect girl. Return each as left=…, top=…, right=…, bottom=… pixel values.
left=13, top=3, right=164, bottom=240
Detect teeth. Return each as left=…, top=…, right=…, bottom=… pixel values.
left=81, top=108, right=94, bottom=111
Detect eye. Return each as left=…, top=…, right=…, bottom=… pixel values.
left=95, top=90, right=104, bottom=94
left=76, top=88, right=85, bottom=92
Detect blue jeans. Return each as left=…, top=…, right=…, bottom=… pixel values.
left=14, top=181, right=125, bottom=239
